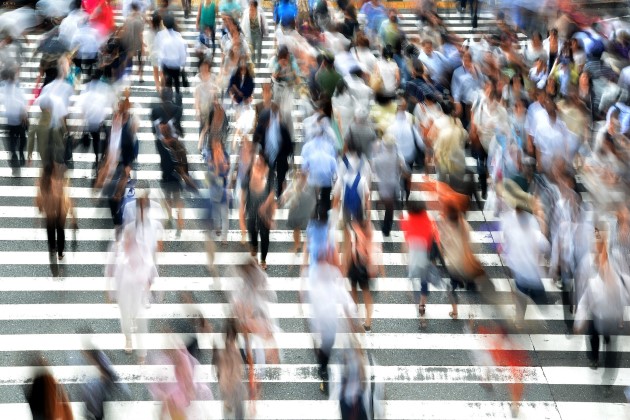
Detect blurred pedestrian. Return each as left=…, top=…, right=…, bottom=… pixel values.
left=400, top=200, right=438, bottom=328
left=107, top=227, right=158, bottom=363
left=213, top=319, right=246, bottom=419
left=371, top=133, right=408, bottom=236
left=26, top=364, right=74, bottom=420
left=280, top=169, right=316, bottom=254
left=239, top=150, right=277, bottom=269
left=35, top=163, right=77, bottom=262
left=1, top=68, right=28, bottom=168
left=574, top=224, right=628, bottom=396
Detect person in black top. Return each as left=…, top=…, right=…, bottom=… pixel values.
left=150, top=88, right=184, bottom=138
left=253, top=108, right=294, bottom=197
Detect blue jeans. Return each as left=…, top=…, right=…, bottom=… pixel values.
left=393, top=54, right=410, bottom=88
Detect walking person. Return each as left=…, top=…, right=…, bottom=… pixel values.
left=156, top=14, right=188, bottom=95
left=145, top=11, right=163, bottom=93
left=26, top=363, right=74, bottom=420
left=239, top=150, right=276, bottom=270
left=254, top=108, right=294, bottom=198
left=107, top=226, right=157, bottom=364
left=121, top=2, right=146, bottom=82
left=1, top=68, right=28, bottom=168
left=213, top=319, right=246, bottom=419
left=574, top=224, right=628, bottom=396
left=280, top=170, right=316, bottom=254
left=306, top=241, right=357, bottom=395
left=435, top=185, right=484, bottom=320
left=400, top=201, right=438, bottom=328
left=35, top=163, right=77, bottom=263
left=78, top=73, right=114, bottom=167
left=371, top=133, right=407, bottom=237
left=156, top=123, right=197, bottom=233
left=345, top=220, right=381, bottom=332
left=498, top=179, right=550, bottom=329
left=196, top=0, right=217, bottom=59
left=241, top=0, right=267, bottom=65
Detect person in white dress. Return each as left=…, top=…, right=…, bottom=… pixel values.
left=107, top=225, right=158, bottom=363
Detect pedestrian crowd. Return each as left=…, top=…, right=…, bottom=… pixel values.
left=3, top=0, right=630, bottom=418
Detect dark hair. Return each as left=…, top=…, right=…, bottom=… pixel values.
left=382, top=45, right=394, bottom=60
left=509, top=73, right=524, bottom=87
left=407, top=200, right=426, bottom=214
left=130, top=2, right=140, bottom=11
left=412, top=59, right=424, bottom=76
left=251, top=0, right=258, bottom=6
left=163, top=13, right=175, bottom=30
left=151, top=11, right=162, bottom=31
left=277, top=45, right=290, bottom=60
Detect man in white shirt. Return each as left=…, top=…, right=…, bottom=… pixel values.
left=499, top=179, right=550, bottom=326
left=155, top=14, right=188, bottom=95
left=533, top=98, right=573, bottom=174
left=71, top=19, right=102, bottom=79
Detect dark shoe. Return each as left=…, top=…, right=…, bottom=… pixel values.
left=58, top=253, right=65, bottom=261
left=363, top=323, right=371, bottom=332
left=589, top=360, right=599, bottom=370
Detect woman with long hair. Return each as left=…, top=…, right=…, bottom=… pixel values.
left=36, top=163, right=76, bottom=262
left=26, top=361, right=74, bottom=420
left=228, top=58, right=255, bottom=106
left=239, top=149, right=276, bottom=270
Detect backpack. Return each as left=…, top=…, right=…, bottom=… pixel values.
left=342, top=155, right=364, bottom=220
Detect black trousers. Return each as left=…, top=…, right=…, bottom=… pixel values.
left=247, top=216, right=270, bottom=262
left=89, top=124, right=106, bottom=163
left=340, top=393, right=368, bottom=420
left=162, top=65, right=182, bottom=95
left=316, top=186, right=332, bottom=214
left=73, top=57, right=97, bottom=79
left=588, top=322, right=619, bottom=387
left=46, top=216, right=65, bottom=257
left=275, top=162, right=289, bottom=198
left=471, top=145, right=488, bottom=197
left=7, top=124, right=26, bottom=166
left=381, top=197, right=394, bottom=236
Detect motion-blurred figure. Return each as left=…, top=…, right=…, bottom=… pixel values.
left=35, top=163, right=77, bottom=263
left=26, top=358, right=74, bottom=420
left=107, top=226, right=158, bottom=363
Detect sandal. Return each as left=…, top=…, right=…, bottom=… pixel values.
left=419, top=304, right=426, bottom=317
left=260, top=261, right=267, bottom=270
left=449, top=311, right=458, bottom=320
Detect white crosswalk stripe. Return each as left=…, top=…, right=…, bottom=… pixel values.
left=0, top=4, right=627, bottom=419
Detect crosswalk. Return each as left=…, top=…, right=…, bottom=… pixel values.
left=0, top=4, right=629, bottom=419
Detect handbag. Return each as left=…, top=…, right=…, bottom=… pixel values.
left=369, top=63, right=384, bottom=92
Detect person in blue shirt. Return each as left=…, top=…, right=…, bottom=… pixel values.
left=274, top=0, right=298, bottom=28
left=359, top=0, right=386, bottom=42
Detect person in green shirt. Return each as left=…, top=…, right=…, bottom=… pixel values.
left=315, top=54, right=341, bottom=100
left=196, top=0, right=217, bottom=51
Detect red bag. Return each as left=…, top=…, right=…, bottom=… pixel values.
left=28, top=83, right=42, bottom=107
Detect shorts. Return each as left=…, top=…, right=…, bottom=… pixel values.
left=348, top=259, right=370, bottom=291
left=162, top=180, right=182, bottom=201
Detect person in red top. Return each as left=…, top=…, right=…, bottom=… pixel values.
left=400, top=201, right=438, bottom=328
left=472, top=318, right=528, bottom=418
left=85, top=0, right=115, bottom=37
